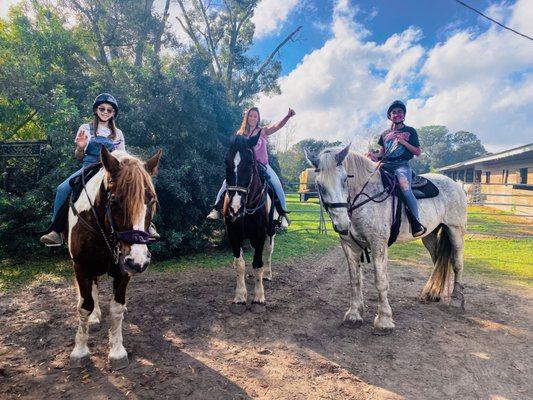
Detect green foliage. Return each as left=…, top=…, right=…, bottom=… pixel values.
left=276, top=138, right=342, bottom=184
left=0, top=2, right=254, bottom=259
left=411, top=125, right=487, bottom=173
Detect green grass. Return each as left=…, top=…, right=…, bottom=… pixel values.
left=467, top=205, right=533, bottom=236
left=2, top=203, right=531, bottom=291
left=389, top=209, right=533, bottom=287
left=0, top=193, right=338, bottom=291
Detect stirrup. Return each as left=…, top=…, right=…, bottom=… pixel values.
left=412, top=224, right=427, bottom=238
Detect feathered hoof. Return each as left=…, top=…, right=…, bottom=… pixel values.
left=109, top=355, right=129, bottom=370
left=342, top=318, right=363, bottom=329
left=230, top=302, right=247, bottom=315
left=69, top=354, right=90, bottom=369
left=420, top=294, right=440, bottom=303
left=450, top=295, right=466, bottom=312
left=250, top=301, right=266, bottom=314
left=372, top=327, right=394, bottom=336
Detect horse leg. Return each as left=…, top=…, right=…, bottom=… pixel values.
left=108, top=274, right=130, bottom=370
left=88, top=277, right=101, bottom=326
left=263, top=235, right=275, bottom=281
left=230, top=247, right=247, bottom=315
left=70, top=268, right=93, bottom=367
left=447, top=225, right=466, bottom=310
left=371, top=243, right=395, bottom=334
left=340, top=238, right=364, bottom=328
left=250, top=234, right=266, bottom=314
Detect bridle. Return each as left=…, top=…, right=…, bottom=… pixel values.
left=71, top=165, right=153, bottom=264
left=226, top=148, right=267, bottom=217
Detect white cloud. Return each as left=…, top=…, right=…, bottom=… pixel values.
left=257, top=0, right=424, bottom=149
left=409, top=0, right=533, bottom=150
left=252, top=0, right=300, bottom=39
left=258, top=0, right=533, bottom=152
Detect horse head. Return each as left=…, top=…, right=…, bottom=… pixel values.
left=305, top=144, right=351, bottom=235
left=221, top=133, right=260, bottom=221
left=101, top=146, right=162, bottom=276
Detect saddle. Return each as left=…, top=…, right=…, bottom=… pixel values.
left=380, top=169, right=439, bottom=199
left=379, top=168, right=439, bottom=246
left=44, top=163, right=102, bottom=234
left=252, top=163, right=283, bottom=236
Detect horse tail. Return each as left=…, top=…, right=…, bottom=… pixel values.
left=421, top=224, right=454, bottom=302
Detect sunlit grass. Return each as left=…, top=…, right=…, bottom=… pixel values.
left=2, top=202, right=530, bottom=291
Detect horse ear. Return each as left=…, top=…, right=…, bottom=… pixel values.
left=247, top=132, right=261, bottom=148
left=216, top=133, right=232, bottom=148
left=101, top=146, right=120, bottom=176
left=335, top=143, right=351, bottom=166
left=304, top=149, right=320, bottom=169
left=145, top=149, right=162, bottom=176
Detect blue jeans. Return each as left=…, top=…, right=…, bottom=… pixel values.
left=216, top=164, right=287, bottom=212
left=386, top=163, right=420, bottom=221
left=51, top=168, right=84, bottom=222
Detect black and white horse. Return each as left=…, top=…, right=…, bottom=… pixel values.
left=219, top=134, right=276, bottom=315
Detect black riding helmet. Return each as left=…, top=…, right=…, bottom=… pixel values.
left=387, top=100, right=406, bottom=119
left=93, top=93, right=119, bottom=116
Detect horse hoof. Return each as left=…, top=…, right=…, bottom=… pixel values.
left=263, top=275, right=272, bottom=282
left=69, top=355, right=90, bottom=368
left=109, top=356, right=129, bottom=370
left=230, top=302, right=247, bottom=315
left=451, top=296, right=466, bottom=312
left=372, top=327, right=394, bottom=336
left=342, top=319, right=363, bottom=329
left=250, top=302, right=266, bottom=314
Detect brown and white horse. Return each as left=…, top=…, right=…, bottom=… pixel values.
left=67, top=146, right=161, bottom=369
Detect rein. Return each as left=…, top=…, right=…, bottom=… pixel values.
left=70, top=165, right=151, bottom=265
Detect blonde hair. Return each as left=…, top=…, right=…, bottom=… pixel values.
left=112, top=152, right=156, bottom=225
left=237, top=107, right=261, bottom=136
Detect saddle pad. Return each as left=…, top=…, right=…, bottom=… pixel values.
left=380, top=170, right=440, bottom=199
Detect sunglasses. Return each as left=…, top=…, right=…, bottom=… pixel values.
left=97, top=106, right=114, bottom=114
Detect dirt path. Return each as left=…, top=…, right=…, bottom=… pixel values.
left=1, top=246, right=531, bottom=399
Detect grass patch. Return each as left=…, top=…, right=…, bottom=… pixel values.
left=389, top=236, right=533, bottom=287
left=467, top=206, right=533, bottom=236
left=0, top=193, right=338, bottom=291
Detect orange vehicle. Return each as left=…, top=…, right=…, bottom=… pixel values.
left=298, top=167, right=318, bottom=202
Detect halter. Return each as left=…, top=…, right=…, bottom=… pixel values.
left=70, top=164, right=153, bottom=265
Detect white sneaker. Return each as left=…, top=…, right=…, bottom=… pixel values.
left=206, top=209, right=222, bottom=220
left=280, top=215, right=290, bottom=228
left=40, top=231, right=63, bottom=246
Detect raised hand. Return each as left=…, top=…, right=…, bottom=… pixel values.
left=287, top=108, right=296, bottom=118
left=75, top=130, right=88, bottom=149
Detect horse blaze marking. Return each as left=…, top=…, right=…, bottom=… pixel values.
left=233, top=152, right=241, bottom=175
left=231, top=192, right=242, bottom=214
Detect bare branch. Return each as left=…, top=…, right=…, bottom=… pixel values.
left=238, top=25, right=302, bottom=102
left=196, top=0, right=222, bottom=76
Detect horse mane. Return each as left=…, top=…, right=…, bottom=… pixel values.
left=110, top=151, right=156, bottom=224
left=319, top=148, right=379, bottom=190
left=343, top=151, right=379, bottom=189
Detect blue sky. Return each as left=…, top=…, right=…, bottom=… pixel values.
left=251, top=0, right=499, bottom=75
left=2, top=0, right=532, bottom=151
left=251, top=0, right=533, bottom=152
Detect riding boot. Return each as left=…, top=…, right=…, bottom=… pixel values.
left=40, top=231, right=63, bottom=246
left=206, top=198, right=224, bottom=220
left=405, top=207, right=426, bottom=238
left=148, top=223, right=160, bottom=241
left=273, top=198, right=290, bottom=227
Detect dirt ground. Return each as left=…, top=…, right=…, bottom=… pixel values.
left=1, top=246, right=531, bottom=400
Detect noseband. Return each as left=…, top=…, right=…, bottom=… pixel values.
left=71, top=166, right=153, bottom=265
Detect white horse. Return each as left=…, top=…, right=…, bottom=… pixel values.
left=306, top=145, right=467, bottom=334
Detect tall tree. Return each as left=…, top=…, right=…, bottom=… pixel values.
left=175, top=0, right=301, bottom=104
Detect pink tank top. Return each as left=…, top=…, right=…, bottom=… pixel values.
left=246, top=129, right=268, bottom=165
